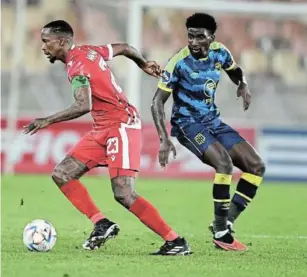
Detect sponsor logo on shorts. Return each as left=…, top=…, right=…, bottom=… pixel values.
left=194, top=133, right=206, bottom=145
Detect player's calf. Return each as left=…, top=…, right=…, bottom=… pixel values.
left=228, top=158, right=266, bottom=224
left=203, top=143, right=234, bottom=234
left=52, top=156, right=119, bottom=250
left=111, top=173, right=191, bottom=255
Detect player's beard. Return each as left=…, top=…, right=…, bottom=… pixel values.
left=49, top=56, right=56, bottom=63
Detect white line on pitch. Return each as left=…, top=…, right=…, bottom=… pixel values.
left=242, top=234, right=307, bottom=240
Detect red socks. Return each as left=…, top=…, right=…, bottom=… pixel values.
left=60, top=180, right=104, bottom=224
left=60, top=181, right=178, bottom=242
left=129, top=196, right=179, bottom=241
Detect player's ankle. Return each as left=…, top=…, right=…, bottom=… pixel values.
left=163, top=230, right=179, bottom=242
left=215, top=229, right=229, bottom=239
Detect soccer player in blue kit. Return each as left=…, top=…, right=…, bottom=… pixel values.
left=151, top=13, right=265, bottom=252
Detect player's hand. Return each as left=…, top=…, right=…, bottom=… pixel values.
left=237, top=83, right=251, bottom=111
left=23, top=118, right=51, bottom=135
left=141, top=61, right=162, bottom=78
left=159, top=139, right=177, bottom=168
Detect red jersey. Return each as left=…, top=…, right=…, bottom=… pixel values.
left=66, top=44, right=139, bottom=131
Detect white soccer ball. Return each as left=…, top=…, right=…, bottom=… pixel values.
left=23, top=219, right=57, bottom=252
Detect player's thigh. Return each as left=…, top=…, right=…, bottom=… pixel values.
left=176, top=125, right=232, bottom=172
left=214, top=121, right=245, bottom=152
left=106, top=125, right=141, bottom=179
left=68, top=132, right=107, bottom=169
left=202, top=142, right=233, bottom=173
left=176, top=125, right=216, bottom=162
left=52, top=155, right=89, bottom=186
left=228, top=141, right=265, bottom=175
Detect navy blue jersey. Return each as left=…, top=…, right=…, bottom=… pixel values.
left=158, top=42, right=236, bottom=134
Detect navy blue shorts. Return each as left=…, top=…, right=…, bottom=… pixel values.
left=172, top=118, right=245, bottom=161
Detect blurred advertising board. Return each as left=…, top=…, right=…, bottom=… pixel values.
left=1, top=117, right=257, bottom=180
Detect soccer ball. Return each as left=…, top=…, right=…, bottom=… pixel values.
left=23, top=219, right=57, bottom=252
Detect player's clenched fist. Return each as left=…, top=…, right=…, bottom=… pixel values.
left=159, top=139, right=177, bottom=168
left=23, top=118, right=50, bottom=135
left=237, top=83, right=251, bottom=111
left=140, top=61, right=162, bottom=78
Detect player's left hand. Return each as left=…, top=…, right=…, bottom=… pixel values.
left=141, top=61, right=162, bottom=78
left=159, top=139, right=177, bottom=168
left=237, top=83, right=251, bottom=111
left=23, top=118, right=51, bottom=135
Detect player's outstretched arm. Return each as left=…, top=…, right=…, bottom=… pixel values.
left=111, top=43, right=162, bottom=78
left=45, top=86, right=90, bottom=123
left=23, top=84, right=90, bottom=135
left=151, top=88, right=176, bottom=167
left=151, top=89, right=170, bottom=141
left=225, top=66, right=251, bottom=111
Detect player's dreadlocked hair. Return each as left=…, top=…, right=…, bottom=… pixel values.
left=43, top=20, right=74, bottom=37
left=186, top=13, right=217, bottom=34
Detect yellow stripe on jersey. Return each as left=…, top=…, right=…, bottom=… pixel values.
left=210, top=41, right=237, bottom=71
left=157, top=46, right=190, bottom=93
left=164, top=46, right=190, bottom=74
left=157, top=83, right=173, bottom=93
left=209, top=41, right=223, bottom=50
left=224, top=62, right=236, bottom=71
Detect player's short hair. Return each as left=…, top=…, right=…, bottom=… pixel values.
left=186, top=13, right=217, bottom=34
left=42, top=20, right=74, bottom=37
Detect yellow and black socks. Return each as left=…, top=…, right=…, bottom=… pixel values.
left=213, top=173, right=232, bottom=232
left=228, top=173, right=263, bottom=223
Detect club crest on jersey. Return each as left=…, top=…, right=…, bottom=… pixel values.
left=87, top=50, right=97, bottom=62
left=203, top=79, right=216, bottom=98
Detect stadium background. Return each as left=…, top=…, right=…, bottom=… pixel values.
left=1, top=0, right=307, bottom=181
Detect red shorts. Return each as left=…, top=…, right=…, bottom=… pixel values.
left=68, top=123, right=141, bottom=178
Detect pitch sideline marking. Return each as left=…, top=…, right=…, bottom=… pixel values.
left=242, top=234, right=307, bottom=240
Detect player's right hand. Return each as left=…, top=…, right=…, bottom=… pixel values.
left=159, top=139, right=177, bottom=168
left=23, top=118, right=51, bottom=135
left=141, top=61, right=162, bottom=78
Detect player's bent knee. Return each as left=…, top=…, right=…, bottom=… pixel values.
left=113, top=192, right=138, bottom=209
left=251, top=159, right=266, bottom=177
left=111, top=175, right=138, bottom=209
left=215, top=156, right=233, bottom=174
left=51, top=166, right=72, bottom=187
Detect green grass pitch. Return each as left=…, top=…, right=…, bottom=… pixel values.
left=2, top=175, right=307, bottom=277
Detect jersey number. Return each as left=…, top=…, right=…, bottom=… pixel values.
left=99, top=58, right=123, bottom=93
left=106, top=137, right=119, bottom=155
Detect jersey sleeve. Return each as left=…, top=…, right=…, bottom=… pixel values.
left=67, top=57, right=91, bottom=81
left=220, top=44, right=236, bottom=71
left=67, top=58, right=92, bottom=96
left=157, top=58, right=180, bottom=93
left=88, top=44, right=113, bottom=61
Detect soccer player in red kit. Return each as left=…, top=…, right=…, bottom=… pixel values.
left=23, top=20, right=191, bottom=255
